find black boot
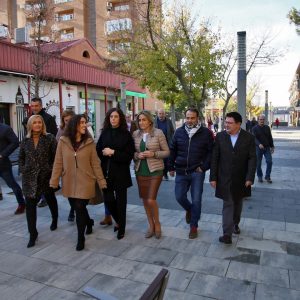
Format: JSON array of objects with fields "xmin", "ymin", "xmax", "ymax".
[
  {"xmin": 50, "ymin": 218, "xmax": 57, "ymax": 231},
  {"xmin": 86, "ymin": 219, "xmax": 94, "ymax": 235},
  {"xmin": 27, "ymin": 232, "xmax": 38, "ymax": 248},
  {"xmin": 76, "ymin": 236, "xmax": 85, "ymax": 251}
]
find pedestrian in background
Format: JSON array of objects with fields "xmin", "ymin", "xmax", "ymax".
[
  {"xmin": 133, "ymin": 111, "xmax": 170, "ymax": 239},
  {"xmin": 23, "ymin": 97, "xmax": 58, "ymax": 208},
  {"xmin": 252, "ymin": 114, "xmax": 275, "ymax": 183},
  {"xmin": 56, "ymin": 110, "xmax": 76, "ymax": 222},
  {"xmin": 275, "ymin": 118, "xmax": 280, "ymax": 129},
  {"xmin": 213, "ymin": 116, "xmax": 219, "ymax": 133},
  {"xmin": 210, "ymin": 112, "xmax": 256, "ymax": 244},
  {"xmin": 154, "ymin": 108, "xmax": 174, "ymax": 180},
  {"xmin": 126, "ymin": 113, "xmax": 138, "ymax": 135},
  {"xmin": 0, "ymin": 122, "xmax": 26, "ymax": 214},
  {"xmin": 169, "ymin": 108, "xmax": 213, "ymax": 239},
  {"xmin": 96, "ymin": 108, "xmax": 135, "ymax": 240},
  {"xmin": 50, "ymin": 114, "xmax": 107, "ymax": 251},
  {"xmin": 19, "ymin": 115, "xmax": 58, "ymax": 248}
]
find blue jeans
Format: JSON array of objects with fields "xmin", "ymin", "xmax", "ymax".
[
  {"xmin": 256, "ymin": 147, "xmax": 272, "ymax": 179},
  {"xmin": 0, "ymin": 166, "xmax": 25, "ymax": 205},
  {"xmin": 175, "ymin": 171, "xmax": 205, "ymax": 228}
]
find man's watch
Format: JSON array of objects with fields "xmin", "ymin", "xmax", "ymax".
[{"xmin": 0, "ymin": 155, "xmax": 2, "ymax": 159}]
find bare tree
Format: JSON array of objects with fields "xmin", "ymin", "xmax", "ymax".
[
  {"xmin": 219, "ymin": 32, "xmax": 283, "ymax": 125},
  {"xmin": 24, "ymin": 0, "xmax": 57, "ymax": 98}
]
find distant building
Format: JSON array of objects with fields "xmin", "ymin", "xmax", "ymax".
[{"xmin": 289, "ymin": 62, "xmax": 300, "ymax": 126}]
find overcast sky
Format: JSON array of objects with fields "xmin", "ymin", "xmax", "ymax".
[{"xmin": 165, "ymin": 0, "xmax": 300, "ymax": 107}]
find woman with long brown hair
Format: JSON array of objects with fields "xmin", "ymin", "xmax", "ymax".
[
  {"xmin": 96, "ymin": 108, "xmax": 134, "ymax": 240},
  {"xmin": 133, "ymin": 111, "xmax": 170, "ymax": 239},
  {"xmin": 50, "ymin": 114, "xmax": 107, "ymax": 251},
  {"xmin": 56, "ymin": 109, "xmax": 75, "ymax": 222}
]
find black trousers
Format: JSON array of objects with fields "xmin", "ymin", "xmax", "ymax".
[
  {"xmin": 104, "ymin": 188, "xmax": 127, "ymax": 235},
  {"xmin": 68, "ymin": 198, "xmax": 90, "ymax": 241},
  {"xmin": 222, "ymin": 194, "xmax": 243, "ymax": 236},
  {"xmin": 26, "ymin": 191, "xmax": 58, "ymax": 236}
]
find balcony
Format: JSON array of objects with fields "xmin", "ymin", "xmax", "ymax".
[
  {"xmin": 54, "ymin": 0, "xmax": 73, "ymax": 4},
  {"xmin": 61, "ymin": 32, "xmax": 74, "ymax": 40}
]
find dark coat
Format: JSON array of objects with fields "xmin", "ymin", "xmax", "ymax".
[
  {"xmin": 22, "ymin": 109, "xmax": 58, "ymax": 136},
  {"xmin": 0, "ymin": 123, "xmax": 19, "ymax": 169},
  {"xmin": 96, "ymin": 128, "xmax": 135, "ymax": 190},
  {"xmin": 154, "ymin": 117, "xmax": 175, "ymax": 145},
  {"xmin": 210, "ymin": 129, "xmax": 256, "ymax": 200},
  {"xmin": 169, "ymin": 124, "xmax": 214, "ymax": 174},
  {"xmin": 19, "ymin": 134, "xmax": 57, "ymax": 198}
]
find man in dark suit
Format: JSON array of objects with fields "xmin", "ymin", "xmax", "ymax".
[
  {"xmin": 210, "ymin": 112, "xmax": 256, "ymax": 244},
  {"xmin": 0, "ymin": 123, "xmax": 26, "ymax": 214}
]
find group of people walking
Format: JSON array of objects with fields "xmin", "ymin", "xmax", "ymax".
[{"xmin": 0, "ymin": 96, "xmax": 275, "ymax": 250}]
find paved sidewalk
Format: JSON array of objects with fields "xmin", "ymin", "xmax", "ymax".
[{"xmin": 0, "ymin": 127, "xmax": 299, "ymax": 299}]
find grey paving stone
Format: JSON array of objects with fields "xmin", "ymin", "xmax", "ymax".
[
  {"xmin": 187, "ymin": 273, "xmax": 255, "ymax": 300},
  {"xmin": 126, "ymin": 262, "xmax": 164, "ymax": 284},
  {"xmin": 169, "ymin": 252, "xmax": 229, "ymax": 276},
  {"xmin": 243, "ymin": 218, "xmax": 285, "ymax": 230},
  {"xmin": 255, "ymin": 283, "xmax": 300, "ymax": 300},
  {"xmin": 264, "ymin": 230, "xmax": 300, "ymax": 243},
  {"xmin": 29, "ymin": 286, "xmax": 90, "ymax": 300},
  {"xmin": 286, "ymin": 242, "xmax": 300, "ymax": 256},
  {"xmin": 239, "ymin": 226, "xmax": 264, "ymax": 239},
  {"xmin": 32, "ymin": 243, "xmax": 93, "ymax": 266},
  {"xmin": 290, "ymin": 270, "xmax": 300, "ymax": 291},
  {"xmin": 237, "ymin": 236, "xmax": 287, "ymax": 254},
  {"xmin": 164, "ymin": 289, "xmax": 209, "ymax": 300},
  {"xmin": 261, "ymin": 251, "xmax": 300, "ymax": 271},
  {"xmin": 227, "ymin": 261, "xmax": 289, "ymax": 288},
  {"xmin": 45, "ymin": 265, "xmax": 96, "ymax": 292},
  {"xmin": 73, "ymin": 252, "xmax": 139, "ymax": 278},
  {"xmin": 80, "ymin": 273, "xmax": 147, "ymax": 300},
  {"xmin": 286, "ymin": 223, "xmax": 300, "ymax": 233},
  {"xmin": 157, "ymin": 236, "xmax": 209, "ymax": 256},
  {"xmin": 121, "ymin": 245, "xmax": 177, "ymax": 266},
  {"xmin": 206, "ymin": 244, "xmax": 261, "ymax": 265},
  {"xmin": 0, "ymin": 271, "xmax": 44, "ymax": 300}
]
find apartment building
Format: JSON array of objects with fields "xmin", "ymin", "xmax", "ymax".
[{"xmin": 0, "ymin": 0, "xmax": 161, "ymax": 58}]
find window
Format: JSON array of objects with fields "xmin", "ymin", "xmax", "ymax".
[
  {"xmin": 114, "ymin": 4, "xmax": 129, "ymax": 11},
  {"xmin": 108, "ymin": 41, "xmax": 130, "ymax": 52},
  {"xmin": 55, "ymin": 14, "xmax": 74, "ymax": 21},
  {"xmin": 106, "ymin": 18, "xmax": 132, "ymax": 34},
  {"xmin": 83, "ymin": 50, "xmax": 90, "ymax": 58},
  {"xmin": 54, "ymin": 0, "xmax": 73, "ymax": 4}
]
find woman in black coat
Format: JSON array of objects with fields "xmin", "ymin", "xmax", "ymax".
[
  {"xmin": 96, "ymin": 108, "xmax": 135, "ymax": 240},
  {"xmin": 19, "ymin": 115, "xmax": 58, "ymax": 248}
]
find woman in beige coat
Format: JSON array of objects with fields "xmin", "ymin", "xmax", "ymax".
[
  {"xmin": 50, "ymin": 114, "xmax": 107, "ymax": 251},
  {"xmin": 133, "ymin": 111, "xmax": 170, "ymax": 239}
]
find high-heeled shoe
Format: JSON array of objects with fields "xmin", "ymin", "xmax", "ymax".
[
  {"xmin": 76, "ymin": 237, "xmax": 85, "ymax": 251},
  {"xmin": 50, "ymin": 219, "xmax": 57, "ymax": 231},
  {"xmin": 117, "ymin": 231, "xmax": 125, "ymax": 240},
  {"xmin": 144, "ymin": 231, "xmax": 155, "ymax": 238},
  {"xmin": 86, "ymin": 219, "xmax": 94, "ymax": 235},
  {"xmin": 27, "ymin": 232, "xmax": 38, "ymax": 248},
  {"xmin": 155, "ymin": 223, "xmax": 162, "ymax": 239}
]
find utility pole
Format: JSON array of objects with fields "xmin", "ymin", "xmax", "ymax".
[
  {"xmin": 120, "ymin": 81, "xmax": 127, "ymax": 114},
  {"xmin": 237, "ymin": 31, "xmax": 247, "ymax": 129},
  {"xmin": 264, "ymin": 90, "xmax": 269, "ymax": 125}
]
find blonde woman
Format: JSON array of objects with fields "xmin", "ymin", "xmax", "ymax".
[
  {"xmin": 133, "ymin": 111, "xmax": 170, "ymax": 239},
  {"xmin": 19, "ymin": 115, "xmax": 58, "ymax": 248}
]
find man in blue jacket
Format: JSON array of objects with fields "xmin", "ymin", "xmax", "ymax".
[
  {"xmin": 169, "ymin": 108, "xmax": 214, "ymax": 239},
  {"xmin": 0, "ymin": 123, "xmax": 25, "ymax": 214}
]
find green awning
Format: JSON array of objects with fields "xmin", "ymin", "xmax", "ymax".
[{"xmin": 126, "ymin": 91, "xmax": 147, "ymax": 98}]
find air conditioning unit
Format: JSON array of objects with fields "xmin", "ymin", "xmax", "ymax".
[
  {"xmin": 106, "ymin": 2, "xmax": 113, "ymax": 12},
  {"xmin": 15, "ymin": 27, "xmax": 30, "ymax": 44}
]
